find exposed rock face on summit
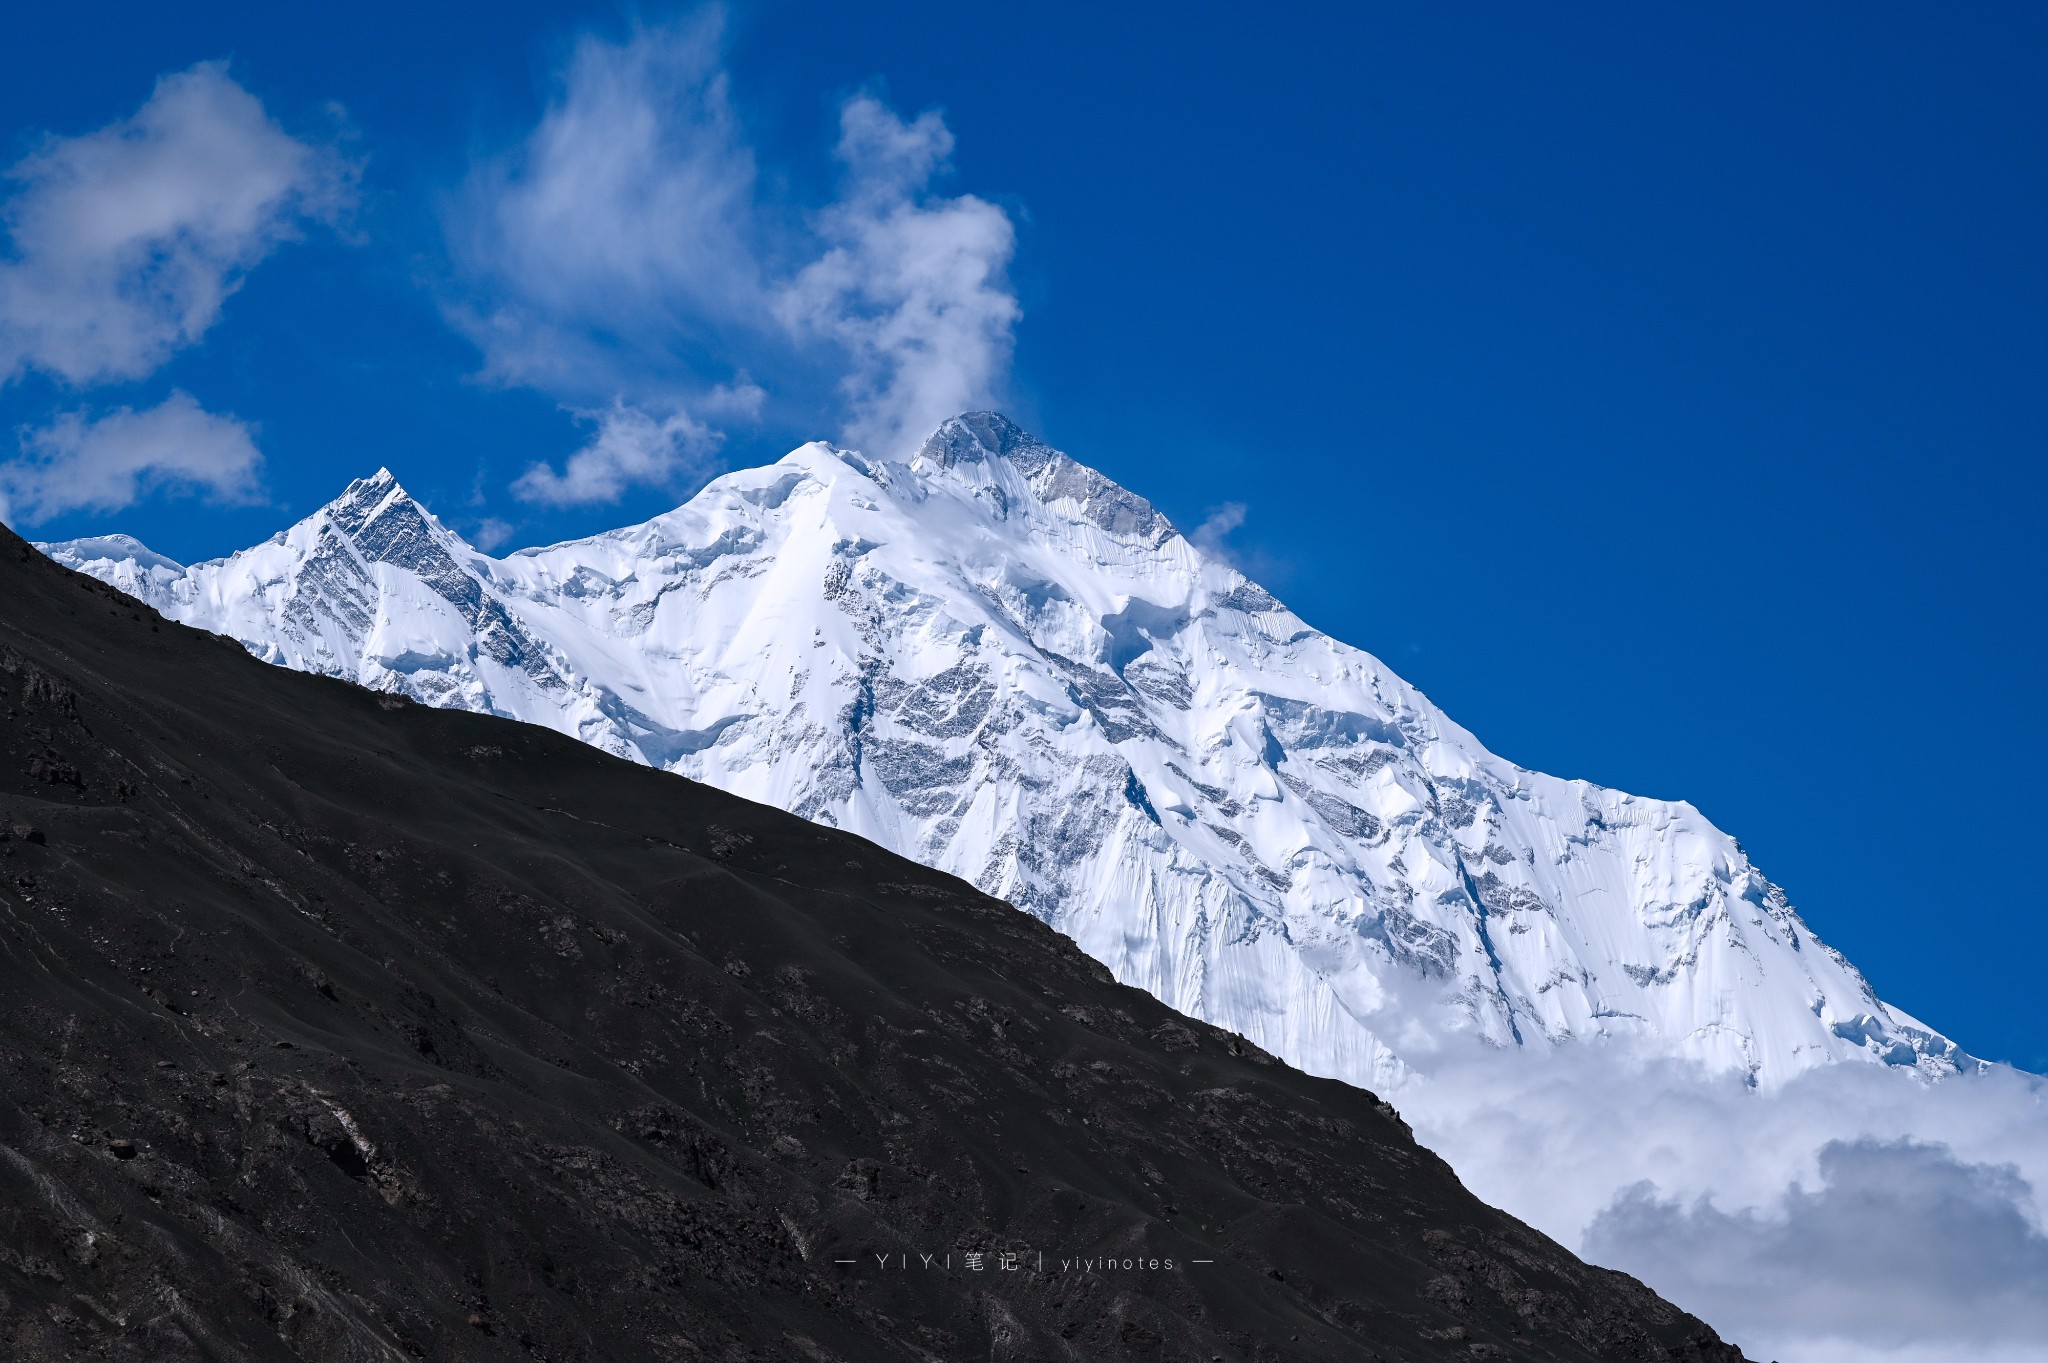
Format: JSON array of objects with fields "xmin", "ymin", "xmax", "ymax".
[
  {"xmin": 0, "ymin": 523, "xmax": 1750, "ymax": 1361},
  {"xmin": 44, "ymin": 414, "xmax": 1962, "ymax": 1092}
]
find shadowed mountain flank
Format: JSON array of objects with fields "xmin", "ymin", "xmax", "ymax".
[{"xmin": 0, "ymin": 524, "xmax": 1746, "ymax": 1361}]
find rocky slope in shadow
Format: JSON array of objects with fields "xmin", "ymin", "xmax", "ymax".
[{"xmin": 0, "ymin": 523, "xmax": 1747, "ymax": 1361}]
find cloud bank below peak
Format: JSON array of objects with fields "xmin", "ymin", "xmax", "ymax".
[
  {"xmin": 1587, "ymin": 1135, "xmax": 2048, "ymax": 1356},
  {"xmin": 448, "ymin": 12, "xmax": 1020, "ymax": 504},
  {"xmin": 1403, "ymin": 1044, "xmax": 2048, "ymax": 1363}
]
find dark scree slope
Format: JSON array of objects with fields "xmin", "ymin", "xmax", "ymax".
[{"xmin": 0, "ymin": 523, "xmax": 1749, "ymax": 1362}]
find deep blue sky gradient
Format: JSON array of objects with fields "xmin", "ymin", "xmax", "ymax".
[{"xmin": 4, "ymin": 3, "xmax": 2043, "ymax": 1067}]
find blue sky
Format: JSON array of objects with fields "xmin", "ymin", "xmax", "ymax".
[{"xmin": 3, "ymin": 3, "xmax": 2043, "ymax": 1068}]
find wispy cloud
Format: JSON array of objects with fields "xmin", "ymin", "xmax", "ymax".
[
  {"xmin": 779, "ymin": 95, "xmax": 1018, "ymax": 460},
  {"xmin": 511, "ymin": 395, "xmax": 751, "ymax": 506},
  {"xmin": 0, "ymin": 62, "xmax": 353, "ymax": 388},
  {"xmin": 448, "ymin": 11, "xmax": 1020, "ymax": 499},
  {"xmin": 1190, "ymin": 501, "xmax": 1248, "ymax": 556},
  {"xmin": 465, "ymin": 517, "xmax": 516, "ymax": 553},
  {"xmin": 449, "ymin": 14, "xmax": 762, "ymax": 406},
  {"xmin": 1, "ymin": 390, "xmax": 263, "ymax": 524}
]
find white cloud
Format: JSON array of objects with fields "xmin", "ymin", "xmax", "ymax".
[
  {"xmin": 511, "ymin": 399, "xmax": 735, "ymax": 506},
  {"xmin": 779, "ymin": 95, "xmax": 1019, "ymax": 460},
  {"xmin": 1586, "ymin": 1137, "xmax": 2048, "ymax": 1352},
  {"xmin": 468, "ymin": 517, "xmax": 516, "ymax": 552},
  {"xmin": 450, "ymin": 13, "xmax": 763, "ymax": 403},
  {"xmin": 0, "ymin": 62, "xmax": 352, "ymax": 387},
  {"xmin": 0, "ymin": 390, "xmax": 263, "ymax": 525},
  {"xmin": 1190, "ymin": 501, "xmax": 1248, "ymax": 555},
  {"xmin": 450, "ymin": 14, "xmax": 1020, "ymax": 498},
  {"xmin": 1393, "ymin": 1044, "xmax": 2048, "ymax": 1363}
]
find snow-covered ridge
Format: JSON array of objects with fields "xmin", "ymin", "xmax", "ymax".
[{"xmin": 41, "ymin": 413, "xmax": 1969, "ymax": 1091}]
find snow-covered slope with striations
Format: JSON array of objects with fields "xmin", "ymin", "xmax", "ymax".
[{"xmin": 43, "ymin": 413, "xmax": 1967, "ymax": 1092}]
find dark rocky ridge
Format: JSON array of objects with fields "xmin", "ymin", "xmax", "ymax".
[{"xmin": 0, "ymin": 522, "xmax": 1746, "ymax": 1362}]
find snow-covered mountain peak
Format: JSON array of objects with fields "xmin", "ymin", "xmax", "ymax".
[
  {"xmin": 913, "ymin": 410, "xmax": 1046, "ymax": 469},
  {"xmin": 41, "ymin": 532, "xmax": 183, "ymax": 574},
  {"xmin": 39, "ymin": 414, "xmax": 1971, "ymax": 1095},
  {"xmin": 327, "ymin": 465, "xmax": 406, "ymax": 515},
  {"xmin": 341, "ymin": 464, "xmax": 402, "ymax": 495},
  {"xmin": 313, "ymin": 467, "xmax": 469, "ymax": 568},
  {"xmin": 905, "ymin": 411, "xmax": 1175, "ymax": 547}
]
